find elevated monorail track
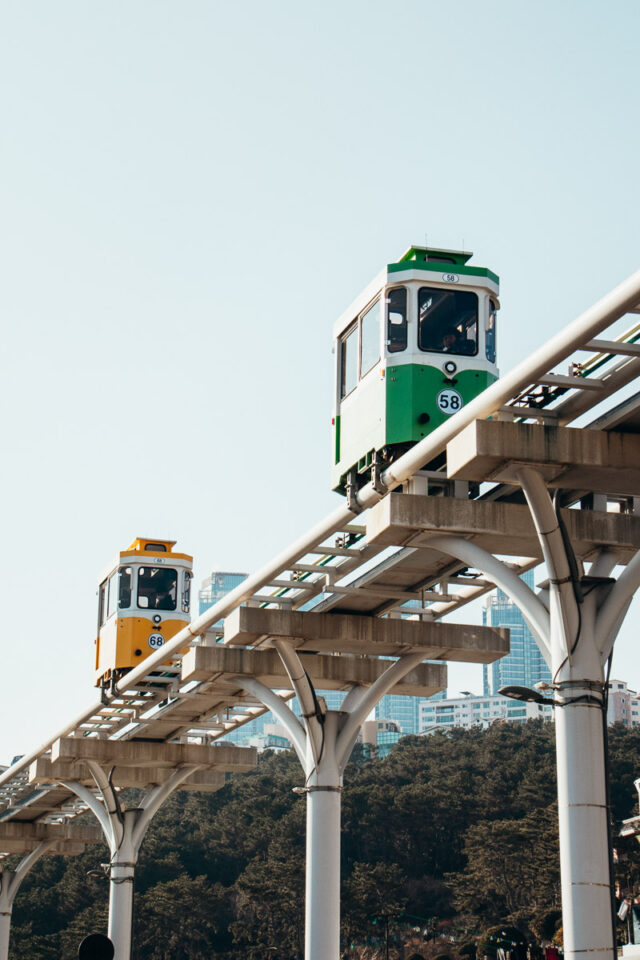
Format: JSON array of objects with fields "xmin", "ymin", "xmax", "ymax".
[{"xmin": 2, "ymin": 265, "xmax": 640, "ymax": 856}]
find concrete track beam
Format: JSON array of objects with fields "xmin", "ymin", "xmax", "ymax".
[
  {"xmin": 49, "ymin": 737, "xmax": 256, "ymax": 772},
  {"xmin": 0, "ymin": 840, "xmax": 90, "ymax": 855},
  {"xmin": 448, "ymin": 419, "xmax": 640, "ymax": 496},
  {"xmin": 0, "ymin": 822, "xmax": 101, "ymax": 851},
  {"xmin": 366, "ymin": 493, "xmax": 640, "ymax": 562},
  {"xmin": 181, "ymin": 643, "xmax": 448, "ymax": 698},
  {"xmin": 29, "ymin": 758, "xmax": 226, "ymax": 792},
  {"xmin": 222, "ymin": 606, "xmax": 509, "ymax": 664}
]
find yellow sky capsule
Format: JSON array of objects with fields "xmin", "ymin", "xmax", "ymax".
[{"xmin": 94, "ymin": 538, "xmax": 193, "ymax": 688}]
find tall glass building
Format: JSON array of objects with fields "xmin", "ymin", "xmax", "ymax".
[
  {"xmin": 199, "ymin": 570, "xmax": 248, "ymax": 626},
  {"xmin": 482, "ymin": 569, "xmax": 551, "ymax": 695},
  {"xmin": 374, "ymin": 694, "xmax": 420, "ymax": 735},
  {"xmin": 198, "ymin": 570, "xmax": 264, "ymax": 743}
]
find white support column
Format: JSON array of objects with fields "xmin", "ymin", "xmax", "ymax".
[
  {"xmin": 517, "ymin": 466, "xmax": 617, "ymax": 960},
  {"xmin": 64, "ymin": 763, "xmax": 199, "ymax": 960},
  {"xmin": 0, "ymin": 841, "xmax": 54, "ymax": 960},
  {"xmin": 304, "ymin": 710, "xmax": 343, "ymax": 960},
  {"xmin": 0, "ymin": 888, "xmax": 10, "ymax": 960},
  {"xmin": 106, "ymin": 808, "xmax": 139, "ymax": 957},
  {"xmin": 553, "ymin": 623, "xmax": 611, "ymax": 960},
  {"xmin": 237, "ymin": 647, "xmax": 427, "ymax": 960}
]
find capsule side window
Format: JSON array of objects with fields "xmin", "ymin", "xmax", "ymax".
[
  {"xmin": 106, "ymin": 571, "xmax": 119, "ymax": 620},
  {"xmin": 98, "ymin": 579, "xmax": 108, "ymax": 629},
  {"xmin": 360, "ymin": 298, "xmax": 380, "ymax": 377},
  {"xmin": 119, "ymin": 566, "xmax": 133, "ymax": 609},
  {"xmin": 98, "ymin": 569, "xmax": 124, "ymax": 626},
  {"xmin": 417, "ymin": 287, "xmax": 478, "ymax": 356},
  {"xmin": 340, "ymin": 323, "xmax": 358, "ymax": 398},
  {"xmin": 386, "ymin": 287, "xmax": 407, "ymax": 353},
  {"xmin": 486, "ymin": 298, "xmax": 497, "ymax": 363}
]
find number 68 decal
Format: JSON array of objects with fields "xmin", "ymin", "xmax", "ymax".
[{"xmin": 436, "ymin": 389, "xmax": 463, "ymax": 415}]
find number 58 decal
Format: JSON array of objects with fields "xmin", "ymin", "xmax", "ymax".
[{"xmin": 436, "ymin": 389, "xmax": 463, "ymax": 415}]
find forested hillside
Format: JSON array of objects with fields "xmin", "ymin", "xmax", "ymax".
[{"xmin": 8, "ymin": 722, "xmax": 640, "ymax": 959}]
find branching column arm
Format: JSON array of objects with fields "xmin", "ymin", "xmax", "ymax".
[
  {"xmin": 335, "ymin": 652, "xmax": 425, "ymax": 772},
  {"xmin": 234, "ymin": 675, "xmax": 307, "ymax": 764},
  {"xmin": 339, "ymin": 685, "xmax": 369, "ymax": 715},
  {"xmin": 2, "ymin": 841, "xmax": 55, "ymax": 909},
  {"xmin": 62, "ymin": 780, "xmax": 115, "ymax": 852},
  {"xmin": 132, "ymin": 765, "xmax": 201, "ymax": 855},
  {"xmin": 597, "ymin": 548, "xmax": 640, "ymax": 659},
  {"xmin": 599, "ymin": 600, "xmax": 632, "ymax": 666},
  {"xmin": 590, "ymin": 550, "xmax": 620, "ymax": 579},
  {"xmin": 86, "ymin": 760, "xmax": 125, "ymax": 851},
  {"xmin": 272, "ymin": 639, "xmax": 323, "ymax": 762},
  {"xmin": 424, "ymin": 534, "xmax": 551, "ymax": 661},
  {"xmin": 516, "ymin": 467, "xmax": 580, "ymax": 662}
]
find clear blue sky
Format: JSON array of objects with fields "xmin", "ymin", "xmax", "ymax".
[{"xmin": 1, "ymin": 1, "xmax": 639, "ymax": 763}]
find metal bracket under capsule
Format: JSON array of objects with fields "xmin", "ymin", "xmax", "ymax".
[
  {"xmin": 371, "ymin": 451, "xmax": 387, "ymax": 498},
  {"xmin": 345, "ymin": 469, "xmax": 363, "ymax": 514}
]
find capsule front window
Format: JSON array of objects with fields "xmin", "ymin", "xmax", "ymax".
[
  {"xmin": 417, "ymin": 288, "xmax": 479, "ymax": 355},
  {"xmin": 137, "ymin": 567, "xmax": 178, "ymax": 611}
]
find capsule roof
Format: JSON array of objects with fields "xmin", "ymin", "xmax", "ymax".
[
  {"xmin": 126, "ymin": 537, "xmax": 176, "ymax": 554},
  {"xmin": 97, "ymin": 537, "xmax": 193, "ymax": 583},
  {"xmin": 398, "ymin": 245, "xmax": 473, "ymax": 266},
  {"xmin": 333, "ymin": 244, "xmax": 499, "ymax": 339},
  {"xmin": 389, "ymin": 245, "xmax": 499, "ymax": 285},
  {"xmin": 120, "ymin": 538, "xmax": 192, "ymax": 563}
]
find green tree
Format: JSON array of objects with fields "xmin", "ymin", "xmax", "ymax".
[
  {"xmin": 343, "ymin": 862, "xmax": 407, "ymax": 946},
  {"xmin": 134, "ymin": 875, "xmax": 223, "ymax": 959},
  {"xmin": 449, "ymin": 806, "xmax": 559, "ymax": 932},
  {"xmin": 230, "ymin": 833, "xmax": 305, "ymax": 958}
]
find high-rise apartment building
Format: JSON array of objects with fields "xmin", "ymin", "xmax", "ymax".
[
  {"xmin": 607, "ymin": 680, "xmax": 640, "ymax": 727},
  {"xmin": 482, "ymin": 570, "xmax": 551, "ymax": 695},
  {"xmin": 418, "ymin": 680, "xmax": 639, "ymax": 735},
  {"xmin": 420, "ymin": 691, "xmax": 553, "ymax": 732}
]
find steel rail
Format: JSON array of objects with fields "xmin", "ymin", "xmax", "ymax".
[{"xmin": 1, "ymin": 265, "xmax": 640, "ymax": 791}]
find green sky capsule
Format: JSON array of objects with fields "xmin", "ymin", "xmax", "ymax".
[{"xmin": 331, "ymin": 245, "xmax": 500, "ymax": 494}]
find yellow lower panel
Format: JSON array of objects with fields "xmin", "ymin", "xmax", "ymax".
[{"xmin": 95, "ymin": 616, "xmax": 189, "ymax": 685}]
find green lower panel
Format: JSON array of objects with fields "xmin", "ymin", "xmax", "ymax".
[
  {"xmin": 386, "ymin": 364, "xmax": 496, "ymax": 443},
  {"xmin": 331, "ymin": 363, "xmax": 496, "ymax": 492}
]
